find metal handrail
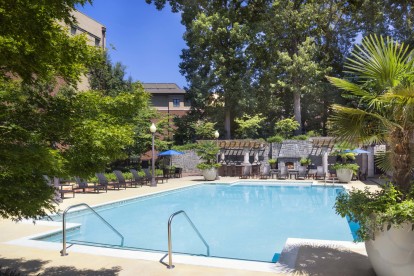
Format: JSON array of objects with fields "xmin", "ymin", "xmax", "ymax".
[
  {"xmin": 61, "ymin": 203, "xmax": 124, "ymax": 256},
  {"xmin": 167, "ymin": 210, "xmax": 210, "ymax": 269}
]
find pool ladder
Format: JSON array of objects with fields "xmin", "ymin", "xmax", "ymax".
[
  {"xmin": 60, "ymin": 203, "xmax": 124, "ymax": 256},
  {"xmin": 166, "ymin": 210, "xmax": 210, "ymax": 269}
]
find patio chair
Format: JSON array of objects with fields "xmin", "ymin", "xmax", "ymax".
[
  {"xmin": 296, "ymin": 166, "xmax": 308, "ymax": 180},
  {"xmin": 95, "ymin": 173, "xmax": 126, "ymax": 190},
  {"xmin": 239, "ymin": 165, "xmax": 251, "ymax": 179},
  {"xmin": 113, "ymin": 170, "xmax": 139, "ymax": 188},
  {"xmin": 174, "ymin": 167, "xmax": 183, "ymax": 178},
  {"xmin": 278, "ymin": 166, "xmax": 288, "ymax": 179},
  {"xmin": 44, "ymin": 176, "xmax": 75, "ymax": 199},
  {"xmin": 315, "ymin": 166, "xmax": 326, "ymax": 180},
  {"xmin": 358, "ymin": 168, "xmax": 367, "ymax": 181},
  {"xmin": 143, "ymin": 168, "xmax": 167, "ymax": 183},
  {"xmin": 260, "ymin": 165, "xmax": 271, "ymax": 179},
  {"xmin": 129, "ymin": 169, "xmax": 148, "ymax": 186},
  {"xmin": 74, "ymin": 176, "xmax": 106, "ymax": 193}
]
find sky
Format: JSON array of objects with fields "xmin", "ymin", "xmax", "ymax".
[{"xmin": 77, "ymin": 0, "xmax": 187, "ymax": 88}]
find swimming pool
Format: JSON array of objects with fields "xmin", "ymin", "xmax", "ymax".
[{"xmin": 36, "ymin": 183, "xmax": 357, "ymax": 263}]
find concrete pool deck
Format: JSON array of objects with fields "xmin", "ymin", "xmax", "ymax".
[{"xmin": 0, "ymin": 176, "xmax": 379, "ymax": 275}]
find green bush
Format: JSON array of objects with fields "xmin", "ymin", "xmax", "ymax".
[
  {"xmin": 335, "ymin": 184, "xmax": 414, "ymax": 241},
  {"xmin": 332, "ymin": 163, "xmax": 359, "ymax": 174},
  {"xmin": 104, "ymin": 172, "xmax": 117, "ymax": 181},
  {"xmin": 268, "ymin": 159, "xmax": 277, "ymax": 165},
  {"xmin": 292, "ymin": 134, "xmax": 309, "ymax": 140},
  {"xmin": 195, "ymin": 141, "xmax": 220, "ymax": 170},
  {"xmin": 267, "ymin": 135, "xmax": 284, "ymax": 143}
]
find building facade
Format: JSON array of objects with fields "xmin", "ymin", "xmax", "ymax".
[
  {"xmin": 69, "ymin": 10, "xmax": 106, "ymax": 91},
  {"xmin": 142, "ymin": 83, "xmax": 190, "ymax": 116}
]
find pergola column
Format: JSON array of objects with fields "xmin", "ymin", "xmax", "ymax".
[
  {"xmin": 321, "ymin": 147, "xmax": 328, "ymax": 174},
  {"xmin": 367, "ymin": 146, "xmax": 375, "ymax": 177}
]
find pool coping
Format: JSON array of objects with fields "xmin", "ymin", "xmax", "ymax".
[{"xmin": 5, "ymin": 180, "xmax": 354, "ymax": 273}]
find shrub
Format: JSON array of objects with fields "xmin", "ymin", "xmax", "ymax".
[
  {"xmin": 267, "ymin": 135, "xmax": 284, "ymax": 143},
  {"xmin": 292, "ymin": 134, "xmax": 308, "ymax": 140}
]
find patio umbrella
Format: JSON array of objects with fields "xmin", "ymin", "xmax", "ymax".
[
  {"xmin": 343, "ymin": 148, "xmax": 370, "ymax": 154},
  {"xmin": 158, "ymin": 150, "xmax": 184, "ymax": 167},
  {"xmin": 158, "ymin": 150, "xmax": 184, "ymax": 156}
]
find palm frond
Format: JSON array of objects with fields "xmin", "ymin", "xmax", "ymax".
[
  {"xmin": 329, "ymin": 105, "xmax": 387, "ymax": 145},
  {"xmin": 326, "ymin": 76, "xmax": 371, "ymax": 98},
  {"xmin": 344, "ymin": 35, "xmax": 413, "ymax": 88}
]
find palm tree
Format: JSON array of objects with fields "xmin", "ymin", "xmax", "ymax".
[{"xmin": 327, "ymin": 35, "xmax": 414, "ymax": 196}]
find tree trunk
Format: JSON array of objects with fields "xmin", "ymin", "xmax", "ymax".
[
  {"xmin": 293, "ymin": 90, "xmax": 302, "ymax": 135},
  {"xmin": 391, "ymin": 128, "xmax": 412, "ymax": 196},
  {"xmin": 225, "ymin": 108, "xmax": 231, "ymax": 139}
]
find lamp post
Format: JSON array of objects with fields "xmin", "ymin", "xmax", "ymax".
[
  {"xmin": 150, "ymin": 123, "xmax": 157, "ymax": 187},
  {"xmin": 214, "ymin": 130, "xmax": 220, "ymax": 180}
]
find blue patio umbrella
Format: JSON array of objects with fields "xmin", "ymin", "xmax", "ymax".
[
  {"xmin": 343, "ymin": 148, "xmax": 370, "ymax": 154},
  {"xmin": 158, "ymin": 150, "xmax": 184, "ymax": 167},
  {"xmin": 158, "ymin": 150, "xmax": 184, "ymax": 156}
]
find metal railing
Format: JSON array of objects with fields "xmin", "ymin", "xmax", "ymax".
[
  {"xmin": 167, "ymin": 210, "xmax": 210, "ymax": 269},
  {"xmin": 60, "ymin": 203, "xmax": 124, "ymax": 256}
]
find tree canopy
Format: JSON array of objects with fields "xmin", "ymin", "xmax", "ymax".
[
  {"xmin": 146, "ymin": 0, "xmax": 414, "ymax": 138},
  {"xmin": 0, "ymin": 0, "xmax": 153, "ymax": 220}
]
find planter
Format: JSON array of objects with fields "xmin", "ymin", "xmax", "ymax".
[
  {"xmin": 336, "ymin": 168, "xmax": 353, "ymax": 183},
  {"xmin": 365, "ymin": 223, "xmax": 414, "ymax": 276},
  {"xmin": 202, "ymin": 168, "xmax": 217, "ymax": 181}
]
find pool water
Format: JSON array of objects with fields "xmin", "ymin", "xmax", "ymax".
[{"xmin": 37, "ymin": 183, "xmax": 357, "ymax": 262}]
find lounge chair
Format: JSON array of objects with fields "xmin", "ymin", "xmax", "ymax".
[
  {"xmin": 95, "ymin": 173, "xmax": 126, "ymax": 190},
  {"xmin": 74, "ymin": 176, "xmax": 106, "ymax": 193},
  {"xmin": 239, "ymin": 165, "xmax": 251, "ymax": 179},
  {"xmin": 296, "ymin": 166, "xmax": 308, "ymax": 180},
  {"xmin": 129, "ymin": 169, "xmax": 148, "ymax": 186},
  {"xmin": 278, "ymin": 166, "xmax": 288, "ymax": 179},
  {"xmin": 143, "ymin": 168, "xmax": 167, "ymax": 183},
  {"xmin": 260, "ymin": 165, "xmax": 271, "ymax": 179},
  {"xmin": 113, "ymin": 170, "xmax": 139, "ymax": 188},
  {"xmin": 43, "ymin": 175, "xmax": 75, "ymax": 199},
  {"xmin": 315, "ymin": 166, "xmax": 326, "ymax": 180}
]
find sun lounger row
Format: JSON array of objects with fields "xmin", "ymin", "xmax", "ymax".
[{"xmin": 43, "ymin": 169, "xmax": 168, "ymax": 199}]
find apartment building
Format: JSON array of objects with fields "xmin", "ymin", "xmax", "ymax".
[
  {"xmin": 69, "ymin": 10, "xmax": 106, "ymax": 91},
  {"xmin": 142, "ymin": 83, "xmax": 190, "ymax": 116}
]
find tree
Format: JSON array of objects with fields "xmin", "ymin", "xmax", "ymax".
[
  {"xmin": 275, "ymin": 38, "xmax": 331, "ymax": 134},
  {"xmin": 88, "ymin": 51, "xmax": 133, "ymax": 96},
  {"xmin": 274, "ymin": 117, "xmax": 300, "ymax": 139},
  {"xmin": 327, "ymin": 35, "xmax": 414, "ymax": 195},
  {"xmin": 234, "ymin": 113, "xmax": 265, "ymax": 139},
  {"xmin": 0, "ymin": 0, "xmax": 99, "ymax": 84},
  {"xmin": 146, "ymin": 0, "xmax": 414, "ymax": 138},
  {"xmin": 0, "ymin": 0, "xmax": 152, "ymax": 220},
  {"xmin": 147, "ymin": 0, "xmax": 270, "ymax": 139},
  {"xmin": 193, "ymin": 120, "xmax": 217, "ymax": 140}
]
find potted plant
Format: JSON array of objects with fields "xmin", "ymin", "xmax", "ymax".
[
  {"xmin": 268, "ymin": 158, "xmax": 277, "ymax": 169},
  {"xmin": 195, "ymin": 141, "xmax": 221, "ymax": 181},
  {"xmin": 327, "ymin": 35, "xmax": 414, "ymax": 276},
  {"xmin": 299, "ymin": 157, "xmax": 311, "ymax": 167},
  {"xmin": 332, "ymin": 163, "xmax": 359, "ymax": 183},
  {"xmin": 330, "ymin": 150, "xmax": 358, "ymax": 183}
]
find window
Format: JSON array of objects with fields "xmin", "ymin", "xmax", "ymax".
[
  {"xmin": 70, "ymin": 26, "xmax": 77, "ymax": 35},
  {"xmin": 95, "ymin": 38, "xmax": 100, "ymax": 47},
  {"xmin": 172, "ymin": 99, "xmax": 180, "ymax": 107}
]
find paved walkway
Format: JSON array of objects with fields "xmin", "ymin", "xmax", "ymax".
[{"xmin": 0, "ymin": 176, "xmax": 378, "ymax": 275}]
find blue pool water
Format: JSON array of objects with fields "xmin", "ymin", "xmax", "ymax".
[{"xmin": 37, "ymin": 183, "xmax": 357, "ymax": 262}]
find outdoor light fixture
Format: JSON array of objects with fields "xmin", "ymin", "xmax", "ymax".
[
  {"xmin": 214, "ymin": 130, "xmax": 219, "ymax": 139},
  {"xmin": 150, "ymin": 123, "xmax": 157, "ymax": 187}
]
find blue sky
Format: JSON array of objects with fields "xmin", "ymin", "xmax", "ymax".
[{"xmin": 77, "ymin": 1, "xmax": 187, "ymax": 88}]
